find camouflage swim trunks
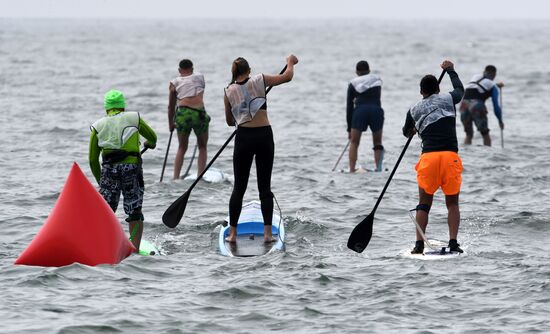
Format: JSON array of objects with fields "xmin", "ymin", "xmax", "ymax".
[
  {"xmin": 460, "ymin": 99, "xmax": 489, "ymax": 136},
  {"xmin": 175, "ymin": 106, "xmax": 210, "ymax": 136}
]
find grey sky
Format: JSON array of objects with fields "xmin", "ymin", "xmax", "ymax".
[{"xmin": 0, "ymin": 0, "xmax": 548, "ymax": 19}]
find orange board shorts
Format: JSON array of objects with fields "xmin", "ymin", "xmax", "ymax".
[{"xmin": 415, "ymin": 151, "xmax": 463, "ymax": 195}]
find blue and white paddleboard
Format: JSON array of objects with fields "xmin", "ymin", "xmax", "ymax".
[
  {"xmin": 184, "ymin": 168, "xmax": 228, "ymax": 183},
  {"xmin": 402, "ymin": 239, "xmax": 464, "ymax": 260},
  {"xmin": 219, "ymin": 201, "xmax": 285, "ymax": 257}
]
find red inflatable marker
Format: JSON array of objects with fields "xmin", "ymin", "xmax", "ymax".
[{"xmin": 15, "ymin": 163, "xmax": 135, "ymax": 267}]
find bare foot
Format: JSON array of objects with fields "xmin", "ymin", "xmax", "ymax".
[
  {"xmin": 351, "ymin": 167, "xmax": 368, "ymax": 174},
  {"xmin": 264, "ymin": 225, "xmax": 276, "ymax": 243},
  {"xmin": 225, "ymin": 226, "xmax": 237, "ymax": 243},
  {"xmin": 264, "ymin": 236, "xmax": 276, "ymax": 243}
]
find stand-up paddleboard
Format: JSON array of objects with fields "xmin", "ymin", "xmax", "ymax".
[
  {"xmin": 219, "ymin": 201, "xmax": 285, "ymax": 257},
  {"xmin": 184, "ymin": 168, "xmax": 227, "ymax": 183},
  {"xmin": 338, "ymin": 166, "xmax": 389, "ymax": 173},
  {"xmin": 138, "ymin": 240, "xmax": 159, "ymax": 256},
  {"xmin": 402, "ymin": 239, "xmax": 464, "ymax": 260}
]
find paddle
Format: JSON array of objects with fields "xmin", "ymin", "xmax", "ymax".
[
  {"xmin": 347, "ymin": 69, "xmax": 446, "ymax": 253},
  {"xmin": 500, "ymin": 87, "xmax": 504, "ymax": 148},
  {"xmin": 162, "ymin": 64, "xmax": 288, "ymax": 228},
  {"xmin": 159, "ymin": 130, "xmax": 173, "ymax": 182},
  {"xmin": 182, "ymin": 144, "xmax": 197, "ymax": 179},
  {"xmin": 331, "ymin": 141, "xmax": 350, "ymax": 172}
]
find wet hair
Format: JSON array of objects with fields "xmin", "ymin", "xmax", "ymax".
[
  {"xmin": 230, "ymin": 57, "xmax": 251, "ymax": 84},
  {"xmin": 484, "ymin": 65, "xmax": 497, "ymax": 74},
  {"xmin": 420, "ymin": 74, "xmax": 439, "ymax": 96},
  {"xmin": 356, "ymin": 60, "xmax": 370, "ymax": 74},
  {"xmin": 485, "ymin": 65, "xmax": 497, "ymax": 73},
  {"xmin": 179, "ymin": 59, "xmax": 193, "ymax": 70}
]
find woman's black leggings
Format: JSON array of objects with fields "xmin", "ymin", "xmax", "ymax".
[{"xmin": 229, "ymin": 126, "xmax": 274, "ymax": 227}]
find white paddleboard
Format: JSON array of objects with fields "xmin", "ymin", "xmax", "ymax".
[
  {"xmin": 219, "ymin": 201, "xmax": 285, "ymax": 257},
  {"xmin": 338, "ymin": 166, "xmax": 388, "ymax": 173},
  {"xmin": 402, "ymin": 240, "xmax": 465, "ymax": 260},
  {"xmin": 138, "ymin": 239, "xmax": 159, "ymax": 256},
  {"xmin": 183, "ymin": 168, "xmax": 227, "ymax": 183}
]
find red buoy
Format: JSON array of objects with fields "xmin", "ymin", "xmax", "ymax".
[{"xmin": 15, "ymin": 162, "xmax": 135, "ymax": 267}]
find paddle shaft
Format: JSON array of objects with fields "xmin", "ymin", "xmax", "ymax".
[
  {"xmin": 159, "ymin": 130, "xmax": 174, "ymax": 182},
  {"xmin": 370, "ymin": 70, "xmax": 446, "ymax": 215},
  {"xmin": 331, "ymin": 141, "xmax": 350, "ymax": 172},
  {"xmin": 182, "ymin": 143, "xmax": 198, "ymax": 179},
  {"xmin": 182, "ymin": 64, "xmax": 288, "ymax": 195},
  {"xmin": 500, "ymin": 87, "xmax": 504, "ymax": 148}
]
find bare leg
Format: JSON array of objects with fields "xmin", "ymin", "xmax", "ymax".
[
  {"xmin": 196, "ymin": 131, "xmax": 208, "ymax": 175},
  {"xmin": 372, "ymin": 129, "xmax": 383, "ymax": 171},
  {"xmin": 128, "ymin": 220, "xmax": 143, "ymax": 252},
  {"xmin": 173, "ymin": 132, "xmax": 189, "ymax": 179},
  {"xmin": 349, "ymin": 129, "xmax": 362, "ymax": 172},
  {"xmin": 445, "ymin": 194, "xmax": 460, "ymax": 240},
  {"xmin": 416, "ymin": 188, "xmax": 434, "ymax": 241},
  {"xmin": 464, "ymin": 134, "xmax": 473, "ymax": 145},
  {"xmin": 482, "ymin": 133, "xmax": 492, "ymax": 146}
]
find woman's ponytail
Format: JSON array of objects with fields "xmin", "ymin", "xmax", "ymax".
[{"xmin": 229, "ymin": 57, "xmax": 250, "ymax": 85}]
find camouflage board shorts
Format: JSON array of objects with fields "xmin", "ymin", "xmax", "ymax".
[
  {"xmin": 175, "ymin": 106, "xmax": 210, "ymax": 136},
  {"xmin": 460, "ymin": 99, "xmax": 489, "ymax": 135},
  {"xmin": 99, "ymin": 163, "xmax": 144, "ymax": 217}
]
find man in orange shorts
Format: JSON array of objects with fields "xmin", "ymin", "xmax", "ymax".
[{"xmin": 402, "ymin": 60, "xmax": 465, "ymax": 254}]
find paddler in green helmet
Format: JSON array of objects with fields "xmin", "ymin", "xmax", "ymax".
[{"xmin": 89, "ymin": 89, "xmax": 157, "ymax": 252}]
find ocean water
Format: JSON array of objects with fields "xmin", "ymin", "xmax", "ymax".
[{"xmin": 1, "ymin": 18, "xmax": 550, "ymax": 333}]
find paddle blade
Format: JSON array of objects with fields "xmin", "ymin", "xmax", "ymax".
[
  {"xmin": 162, "ymin": 190, "xmax": 190, "ymax": 228},
  {"xmin": 347, "ymin": 213, "xmax": 374, "ymax": 253}
]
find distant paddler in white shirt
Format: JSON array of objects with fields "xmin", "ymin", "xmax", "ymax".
[
  {"xmin": 459, "ymin": 65, "xmax": 504, "ymax": 146},
  {"xmin": 346, "ymin": 60, "xmax": 385, "ymax": 173},
  {"xmin": 168, "ymin": 59, "xmax": 210, "ymax": 179}
]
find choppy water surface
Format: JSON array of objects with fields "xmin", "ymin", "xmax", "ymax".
[{"xmin": 1, "ymin": 19, "xmax": 549, "ymax": 333}]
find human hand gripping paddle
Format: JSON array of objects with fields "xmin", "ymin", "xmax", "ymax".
[
  {"xmin": 347, "ymin": 69, "xmax": 446, "ymax": 253},
  {"xmin": 162, "ymin": 64, "xmax": 288, "ymax": 228}
]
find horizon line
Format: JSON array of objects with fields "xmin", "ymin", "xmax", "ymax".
[{"xmin": 1, "ymin": 16, "xmax": 549, "ymax": 21}]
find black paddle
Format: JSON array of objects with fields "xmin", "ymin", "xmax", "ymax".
[
  {"xmin": 162, "ymin": 64, "xmax": 288, "ymax": 228},
  {"xmin": 159, "ymin": 130, "xmax": 173, "ymax": 182},
  {"xmin": 347, "ymin": 69, "xmax": 446, "ymax": 253},
  {"xmin": 500, "ymin": 87, "xmax": 504, "ymax": 149},
  {"xmin": 182, "ymin": 144, "xmax": 197, "ymax": 179}
]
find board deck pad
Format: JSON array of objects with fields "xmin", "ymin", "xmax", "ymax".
[
  {"xmin": 219, "ymin": 201, "xmax": 285, "ymax": 257},
  {"xmin": 224, "ymin": 234, "xmax": 279, "ymax": 257}
]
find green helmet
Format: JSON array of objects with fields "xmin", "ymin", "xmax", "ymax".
[{"xmin": 104, "ymin": 89, "xmax": 126, "ymax": 110}]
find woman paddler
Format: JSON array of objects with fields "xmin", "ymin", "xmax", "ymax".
[{"xmin": 223, "ymin": 55, "xmax": 298, "ymax": 243}]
